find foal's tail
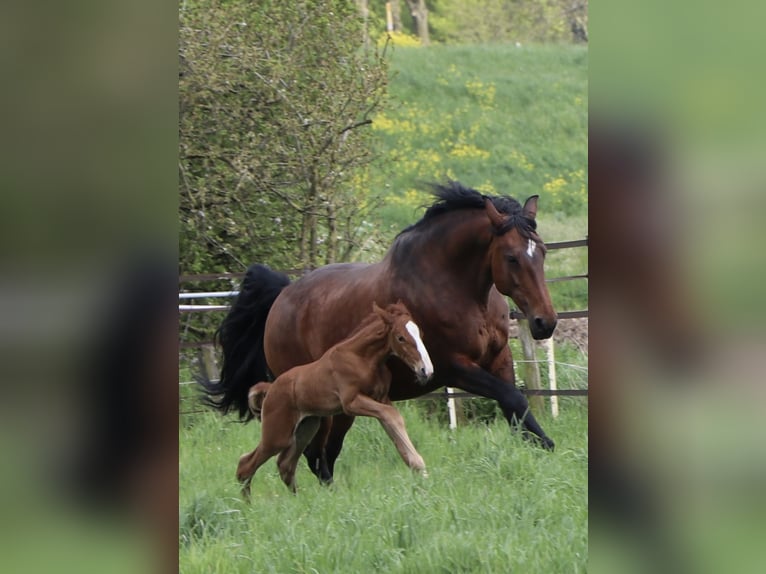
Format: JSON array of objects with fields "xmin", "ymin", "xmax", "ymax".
[{"xmin": 199, "ymin": 264, "xmax": 290, "ymax": 421}]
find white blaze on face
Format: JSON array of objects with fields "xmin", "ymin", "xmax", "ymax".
[
  {"xmin": 405, "ymin": 320, "xmax": 434, "ymax": 377},
  {"xmin": 527, "ymin": 238, "xmax": 537, "ymax": 258}
]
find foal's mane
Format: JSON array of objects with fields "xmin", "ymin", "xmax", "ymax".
[
  {"xmin": 346, "ymin": 303, "xmax": 409, "ymax": 341},
  {"xmin": 397, "ymin": 181, "xmax": 537, "ymax": 238},
  {"xmin": 347, "ymin": 311, "xmax": 386, "ymax": 338}
]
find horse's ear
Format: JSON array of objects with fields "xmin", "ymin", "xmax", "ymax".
[
  {"xmin": 485, "ymin": 198, "xmax": 507, "ymax": 230},
  {"xmin": 522, "ymin": 195, "xmax": 539, "ymax": 220}
]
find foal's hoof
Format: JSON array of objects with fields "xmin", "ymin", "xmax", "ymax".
[{"xmin": 541, "ymin": 437, "xmax": 555, "ymax": 451}]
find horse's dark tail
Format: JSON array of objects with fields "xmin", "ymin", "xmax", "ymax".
[{"xmin": 199, "ymin": 264, "xmax": 290, "ymax": 421}]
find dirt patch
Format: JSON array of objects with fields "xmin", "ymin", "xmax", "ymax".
[{"xmin": 509, "ymin": 317, "xmax": 588, "ymax": 355}]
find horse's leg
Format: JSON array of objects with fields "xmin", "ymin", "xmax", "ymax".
[
  {"xmin": 343, "ymin": 394, "xmax": 426, "ymax": 473},
  {"xmin": 488, "ymin": 348, "xmax": 526, "ymax": 432},
  {"xmin": 303, "ymin": 417, "xmax": 333, "ymax": 484},
  {"xmin": 450, "ymin": 356, "xmax": 555, "ymax": 450},
  {"xmin": 489, "ymin": 346, "xmax": 553, "ymax": 445},
  {"xmin": 278, "ymin": 416, "xmax": 321, "ymax": 493}
]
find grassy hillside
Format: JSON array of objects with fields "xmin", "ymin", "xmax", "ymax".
[{"xmin": 369, "ymin": 43, "xmax": 587, "ymax": 229}]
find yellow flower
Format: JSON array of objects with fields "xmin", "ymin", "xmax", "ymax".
[
  {"xmin": 377, "ymin": 31, "xmax": 421, "ymax": 48},
  {"xmin": 465, "ymin": 80, "xmax": 496, "ymax": 110},
  {"xmin": 543, "ymin": 177, "xmax": 568, "ymax": 194},
  {"xmin": 449, "ymin": 143, "xmax": 490, "ymax": 159},
  {"xmin": 372, "ymin": 113, "xmax": 415, "ymax": 134},
  {"xmin": 508, "ymin": 150, "xmax": 534, "ymax": 172}
]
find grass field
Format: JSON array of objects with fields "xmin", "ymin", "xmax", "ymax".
[{"xmin": 180, "ymin": 398, "xmax": 587, "ymax": 573}]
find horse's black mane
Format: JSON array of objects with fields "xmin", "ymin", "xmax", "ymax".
[{"xmin": 399, "ymin": 181, "xmax": 537, "ymax": 237}]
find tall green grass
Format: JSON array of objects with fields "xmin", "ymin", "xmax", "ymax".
[{"xmin": 180, "ymin": 401, "xmax": 587, "ymax": 573}]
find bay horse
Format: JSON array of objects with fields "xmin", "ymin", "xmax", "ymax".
[
  {"xmin": 236, "ymin": 301, "xmax": 433, "ymax": 495},
  {"xmin": 202, "ymin": 182, "xmax": 558, "ymax": 483}
]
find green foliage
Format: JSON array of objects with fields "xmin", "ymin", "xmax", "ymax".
[
  {"xmin": 180, "ymin": 400, "xmax": 587, "ymax": 572},
  {"xmin": 179, "ymin": 0, "xmax": 389, "ymax": 274}
]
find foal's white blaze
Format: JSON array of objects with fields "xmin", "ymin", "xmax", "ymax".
[
  {"xmin": 405, "ymin": 321, "xmax": 434, "ymax": 377},
  {"xmin": 527, "ymin": 238, "xmax": 537, "ymax": 258}
]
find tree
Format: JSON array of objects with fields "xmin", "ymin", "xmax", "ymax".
[
  {"xmin": 404, "ymin": 0, "xmax": 430, "ymax": 45},
  {"xmin": 179, "ymin": 0, "xmax": 389, "ymax": 274},
  {"xmin": 390, "ymin": 0, "xmax": 403, "ymax": 32}
]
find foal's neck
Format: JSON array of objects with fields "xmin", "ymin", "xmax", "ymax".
[{"xmin": 340, "ymin": 316, "xmax": 392, "ymax": 367}]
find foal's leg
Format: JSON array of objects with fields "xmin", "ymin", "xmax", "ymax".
[
  {"xmin": 238, "ymin": 387, "xmax": 299, "ymax": 498},
  {"xmin": 236, "ymin": 444, "xmax": 281, "ymax": 500},
  {"xmin": 277, "ymin": 416, "xmax": 321, "ymax": 493},
  {"xmin": 343, "ymin": 394, "xmax": 426, "ymax": 473}
]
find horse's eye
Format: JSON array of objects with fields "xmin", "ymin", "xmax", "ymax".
[
  {"xmin": 506, "ymin": 255, "xmax": 518, "ymax": 264},
  {"xmin": 397, "ymin": 335, "xmax": 405, "ymax": 342}
]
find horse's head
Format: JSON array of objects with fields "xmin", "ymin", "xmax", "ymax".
[
  {"xmin": 485, "ymin": 196, "xmax": 558, "ymax": 339},
  {"xmin": 373, "ymin": 301, "xmax": 434, "ymax": 384}
]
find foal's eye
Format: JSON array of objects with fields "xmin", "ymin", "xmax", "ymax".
[
  {"xmin": 506, "ymin": 255, "xmax": 518, "ymax": 264},
  {"xmin": 397, "ymin": 335, "xmax": 405, "ymax": 342}
]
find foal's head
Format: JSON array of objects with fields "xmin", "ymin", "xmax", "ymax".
[{"xmin": 373, "ymin": 301, "xmax": 434, "ymax": 384}]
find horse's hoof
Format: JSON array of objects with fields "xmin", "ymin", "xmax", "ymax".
[{"xmin": 542, "ymin": 437, "xmax": 555, "ymax": 451}]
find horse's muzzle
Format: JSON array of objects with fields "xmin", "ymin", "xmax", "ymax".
[{"xmin": 530, "ymin": 315, "xmax": 558, "ymax": 340}]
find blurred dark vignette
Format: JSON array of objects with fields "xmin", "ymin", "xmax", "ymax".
[
  {"xmin": 0, "ymin": 1, "xmax": 178, "ymax": 573},
  {"xmin": 590, "ymin": 1, "xmax": 766, "ymax": 572}
]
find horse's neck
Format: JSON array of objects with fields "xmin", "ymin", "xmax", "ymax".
[
  {"xmin": 338, "ymin": 318, "xmax": 391, "ymax": 367},
  {"xmin": 389, "ymin": 212, "xmax": 494, "ymax": 303}
]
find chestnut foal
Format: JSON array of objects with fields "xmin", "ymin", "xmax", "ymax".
[{"xmin": 236, "ymin": 301, "xmax": 434, "ymax": 495}]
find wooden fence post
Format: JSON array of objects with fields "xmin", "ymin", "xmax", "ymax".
[
  {"xmin": 544, "ymin": 337, "xmax": 559, "ymax": 418},
  {"xmin": 446, "ymin": 387, "xmax": 458, "ymax": 429},
  {"xmin": 198, "ymin": 344, "xmax": 220, "ymax": 382},
  {"xmin": 518, "ymin": 318, "xmax": 544, "ymax": 416}
]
